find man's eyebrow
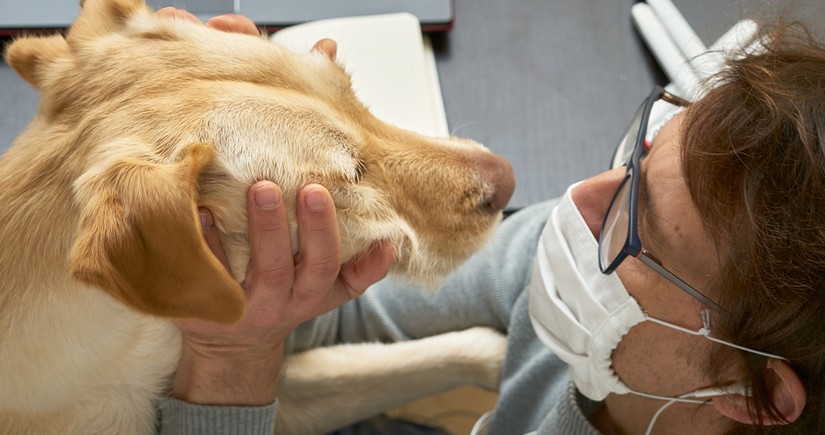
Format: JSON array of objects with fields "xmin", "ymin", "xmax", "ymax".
[{"xmin": 639, "ymin": 165, "xmax": 663, "ymax": 246}]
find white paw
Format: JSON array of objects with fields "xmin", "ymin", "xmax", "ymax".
[{"xmin": 444, "ymin": 326, "xmax": 507, "ymax": 391}]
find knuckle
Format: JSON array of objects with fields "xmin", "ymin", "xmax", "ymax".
[
  {"xmin": 291, "ymin": 290, "xmax": 326, "ymax": 312},
  {"xmin": 288, "ymin": 287, "xmax": 329, "ymax": 318},
  {"xmin": 257, "ymin": 262, "xmax": 293, "ymax": 288},
  {"xmin": 304, "ymin": 252, "xmax": 341, "ymax": 277},
  {"xmin": 305, "ymin": 221, "xmax": 335, "ymax": 239},
  {"xmin": 256, "ymin": 211, "xmax": 285, "ymax": 233}
]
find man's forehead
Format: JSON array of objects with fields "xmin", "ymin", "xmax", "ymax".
[{"xmin": 642, "ymin": 112, "xmax": 719, "ymax": 284}]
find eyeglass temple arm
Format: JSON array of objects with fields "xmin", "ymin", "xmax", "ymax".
[
  {"xmin": 661, "ymin": 91, "xmax": 691, "ymax": 107},
  {"xmin": 637, "ymin": 250, "xmax": 726, "ymax": 313}
]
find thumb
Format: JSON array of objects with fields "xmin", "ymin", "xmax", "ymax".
[{"xmin": 337, "ymin": 241, "xmax": 395, "ymax": 300}]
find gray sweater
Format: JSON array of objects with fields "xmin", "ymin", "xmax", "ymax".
[{"xmin": 158, "ymin": 199, "xmax": 603, "ymax": 435}]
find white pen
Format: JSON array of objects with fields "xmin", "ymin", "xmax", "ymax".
[
  {"xmin": 646, "ymin": 20, "xmax": 761, "ymax": 133},
  {"xmin": 695, "ymin": 18, "xmax": 760, "ymax": 86},
  {"xmin": 647, "ymin": 0, "xmax": 707, "ymax": 64},
  {"xmin": 709, "ymin": 18, "xmax": 759, "ymax": 52},
  {"xmin": 631, "ymin": 3, "xmax": 702, "ymax": 97}
]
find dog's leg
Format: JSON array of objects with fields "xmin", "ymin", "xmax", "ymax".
[{"xmin": 274, "ymin": 326, "xmax": 506, "ymax": 435}]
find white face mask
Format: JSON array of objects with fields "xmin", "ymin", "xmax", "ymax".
[
  {"xmin": 529, "ymin": 183, "xmax": 643, "ymax": 400},
  {"xmin": 528, "ymin": 184, "xmax": 785, "ymax": 431}
]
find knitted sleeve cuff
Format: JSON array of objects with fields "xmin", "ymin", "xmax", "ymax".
[{"xmin": 157, "ymin": 397, "xmax": 277, "ymax": 435}]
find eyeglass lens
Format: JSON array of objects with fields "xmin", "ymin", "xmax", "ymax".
[
  {"xmin": 600, "ymin": 168, "xmax": 633, "ymax": 270},
  {"xmin": 610, "ymin": 100, "xmax": 647, "ymax": 170},
  {"xmin": 601, "ymin": 96, "xmax": 649, "ymax": 271}
]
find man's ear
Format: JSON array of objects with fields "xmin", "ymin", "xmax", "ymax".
[
  {"xmin": 69, "ymin": 142, "xmax": 246, "ymax": 324},
  {"xmin": 713, "ymin": 359, "xmax": 807, "ymax": 425}
]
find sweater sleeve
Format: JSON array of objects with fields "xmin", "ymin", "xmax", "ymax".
[
  {"xmin": 156, "ymin": 397, "xmax": 277, "ymax": 435},
  {"xmin": 289, "ymin": 199, "xmax": 556, "ymax": 352}
]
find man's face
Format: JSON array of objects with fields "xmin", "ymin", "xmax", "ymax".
[{"xmin": 570, "ymin": 111, "xmax": 736, "ymax": 432}]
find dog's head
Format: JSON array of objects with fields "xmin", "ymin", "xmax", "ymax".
[{"xmin": 4, "ymin": 0, "xmax": 514, "ymax": 324}]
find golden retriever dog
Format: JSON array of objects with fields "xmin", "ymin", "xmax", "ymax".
[{"xmin": 0, "ymin": 0, "xmax": 514, "ymax": 433}]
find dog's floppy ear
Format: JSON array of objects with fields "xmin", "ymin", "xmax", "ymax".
[
  {"xmin": 69, "ymin": 142, "xmax": 246, "ymax": 324},
  {"xmin": 68, "ymin": 0, "xmax": 148, "ymax": 46},
  {"xmin": 4, "ymin": 35, "xmax": 69, "ymax": 89}
]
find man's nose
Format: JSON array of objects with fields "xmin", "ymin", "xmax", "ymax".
[{"xmin": 570, "ymin": 167, "xmax": 627, "ymax": 240}]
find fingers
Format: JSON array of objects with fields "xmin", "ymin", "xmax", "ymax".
[
  {"xmin": 240, "ymin": 182, "xmax": 390, "ymax": 320},
  {"xmin": 291, "ymin": 186, "xmax": 394, "ymax": 312},
  {"xmin": 246, "ymin": 181, "xmax": 294, "ymax": 303},
  {"xmin": 198, "ymin": 208, "xmax": 231, "ymax": 269},
  {"xmin": 156, "ymin": 7, "xmax": 201, "ymax": 24},
  {"xmin": 338, "ymin": 241, "xmax": 395, "ymax": 299},
  {"xmin": 156, "ymin": 7, "xmax": 261, "ymax": 36},
  {"xmin": 206, "ymin": 14, "xmax": 261, "ymax": 36},
  {"xmin": 292, "ymin": 185, "xmax": 342, "ymax": 303},
  {"xmin": 311, "ymin": 38, "xmax": 338, "ymax": 60}
]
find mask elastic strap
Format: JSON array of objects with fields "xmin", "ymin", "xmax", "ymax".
[
  {"xmin": 631, "ymin": 390, "xmax": 706, "ymax": 404},
  {"xmin": 645, "ymin": 399, "xmax": 679, "ymax": 435},
  {"xmin": 637, "ymin": 311, "xmax": 768, "ymax": 435},
  {"xmin": 632, "ymin": 387, "xmax": 721, "ymax": 435},
  {"xmin": 641, "ymin": 383, "xmax": 751, "ymax": 435},
  {"xmin": 644, "ymin": 312, "xmax": 789, "ymax": 361}
]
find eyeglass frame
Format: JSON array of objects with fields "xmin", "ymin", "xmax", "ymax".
[{"xmin": 598, "ymin": 86, "xmax": 725, "ymax": 313}]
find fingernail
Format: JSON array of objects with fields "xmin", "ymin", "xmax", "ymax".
[
  {"xmin": 304, "ymin": 187, "xmax": 328, "ymax": 212},
  {"xmin": 255, "ymin": 185, "xmax": 280, "ymax": 210},
  {"xmin": 199, "ymin": 210, "xmax": 214, "ymax": 230}
]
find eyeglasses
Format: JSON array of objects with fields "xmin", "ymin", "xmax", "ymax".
[{"xmin": 598, "ymin": 86, "xmax": 725, "ymax": 313}]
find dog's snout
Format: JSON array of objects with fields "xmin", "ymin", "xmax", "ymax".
[{"xmin": 477, "ymin": 154, "xmax": 515, "ymax": 214}]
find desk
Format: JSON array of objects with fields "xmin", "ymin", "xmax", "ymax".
[{"xmin": 2, "ymin": 1, "xmax": 824, "ymax": 209}]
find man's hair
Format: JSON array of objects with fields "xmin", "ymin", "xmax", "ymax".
[{"xmin": 682, "ymin": 21, "xmax": 825, "ymax": 434}]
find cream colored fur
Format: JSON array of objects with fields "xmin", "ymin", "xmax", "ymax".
[{"xmin": 0, "ymin": 0, "xmax": 511, "ymax": 433}]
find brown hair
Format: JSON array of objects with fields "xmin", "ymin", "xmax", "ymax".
[{"xmin": 681, "ymin": 22, "xmax": 825, "ymax": 434}]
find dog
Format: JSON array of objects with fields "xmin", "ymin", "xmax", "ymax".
[{"xmin": 0, "ymin": 0, "xmax": 514, "ymax": 433}]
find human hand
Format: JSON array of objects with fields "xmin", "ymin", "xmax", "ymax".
[
  {"xmin": 172, "ymin": 181, "xmax": 394, "ymax": 405},
  {"xmin": 156, "ymin": 7, "xmax": 339, "ymax": 58},
  {"xmin": 156, "ymin": 7, "xmax": 261, "ymax": 36}
]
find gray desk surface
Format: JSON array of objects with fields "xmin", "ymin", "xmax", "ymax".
[{"xmin": 2, "ymin": 1, "xmax": 824, "ymax": 209}]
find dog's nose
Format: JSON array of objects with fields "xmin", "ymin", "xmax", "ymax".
[{"xmin": 477, "ymin": 153, "xmax": 515, "ymax": 214}]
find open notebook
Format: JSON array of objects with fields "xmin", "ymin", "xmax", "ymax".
[{"xmin": 270, "ymin": 13, "xmax": 449, "ymax": 138}]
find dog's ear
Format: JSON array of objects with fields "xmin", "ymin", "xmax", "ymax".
[
  {"xmin": 69, "ymin": 142, "xmax": 246, "ymax": 324},
  {"xmin": 4, "ymin": 35, "xmax": 69, "ymax": 89},
  {"xmin": 68, "ymin": 0, "xmax": 148, "ymax": 46}
]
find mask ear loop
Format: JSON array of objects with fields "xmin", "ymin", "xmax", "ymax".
[
  {"xmin": 644, "ymin": 310, "xmax": 789, "ymax": 361},
  {"xmin": 645, "ymin": 399, "xmax": 678, "ymax": 435},
  {"xmin": 643, "ymin": 383, "xmax": 752, "ymax": 435},
  {"xmin": 639, "ymin": 311, "xmax": 770, "ymax": 434}
]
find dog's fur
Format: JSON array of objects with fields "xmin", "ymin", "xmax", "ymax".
[{"xmin": 0, "ymin": 0, "xmax": 513, "ymax": 433}]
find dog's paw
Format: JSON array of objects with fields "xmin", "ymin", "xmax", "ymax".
[{"xmin": 446, "ymin": 326, "xmax": 508, "ymax": 391}]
